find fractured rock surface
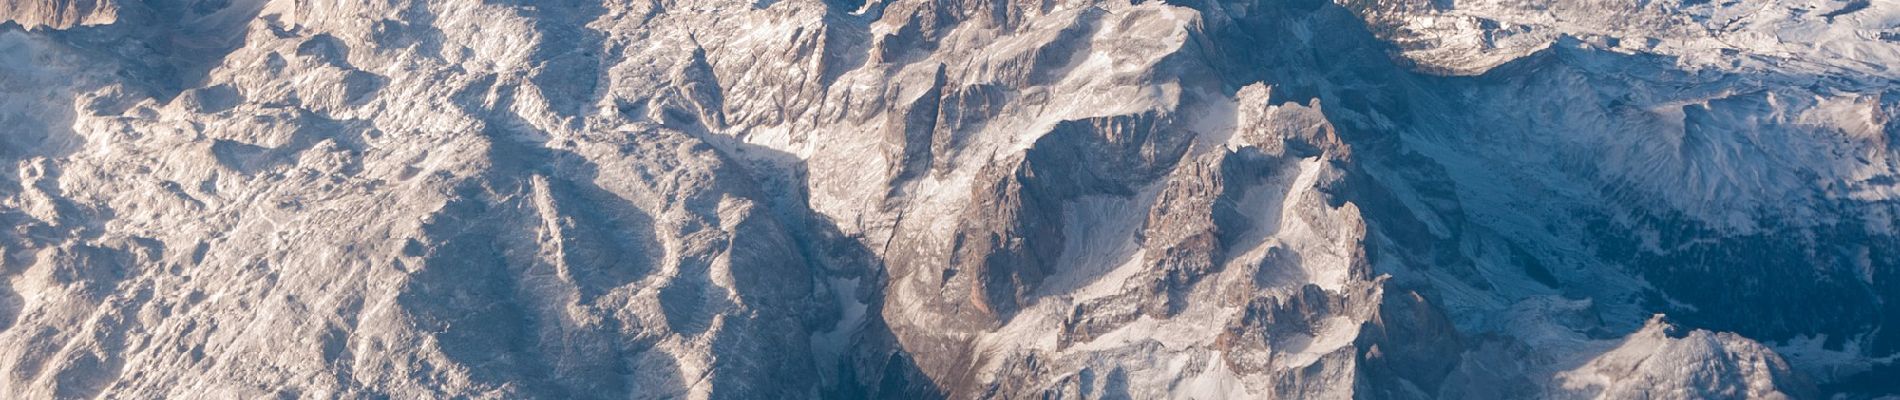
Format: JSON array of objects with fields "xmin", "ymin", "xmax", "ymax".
[{"xmin": 0, "ymin": 0, "xmax": 1896, "ymax": 398}]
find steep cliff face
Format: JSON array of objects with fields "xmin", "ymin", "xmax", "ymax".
[{"xmin": 0, "ymin": 0, "xmax": 1893, "ymax": 398}]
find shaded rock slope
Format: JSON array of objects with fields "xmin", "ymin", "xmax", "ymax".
[{"xmin": 1, "ymin": 0, "xmax": 1895, "ymax": 398}]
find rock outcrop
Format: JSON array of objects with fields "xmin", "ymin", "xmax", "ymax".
[{"xmin": 0, "ymin": 0, "xmax": 116, "ymax": 29}]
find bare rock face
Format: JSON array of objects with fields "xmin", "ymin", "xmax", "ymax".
[
  {"xmin": 0, "ymin": 0, "xmax": 1895, "ymax": 398},
  {"xmin": 0, "ymin": 0, "xmax": 116, "ymax": 29}
]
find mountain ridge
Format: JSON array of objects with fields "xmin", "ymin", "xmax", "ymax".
[{"xmin": 0, "ymin": 0, "xmax": 1895, "ymax": 398}]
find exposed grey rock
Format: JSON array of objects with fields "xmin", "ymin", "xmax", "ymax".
[{"xmin": 0, "ymin": 0, "xmax": 1894, "ymax": 398}]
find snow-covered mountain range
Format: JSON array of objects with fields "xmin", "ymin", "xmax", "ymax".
[{"xmin": 1, "ymin": 0, "xmax": 1895, "ymax": 398}]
